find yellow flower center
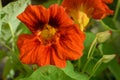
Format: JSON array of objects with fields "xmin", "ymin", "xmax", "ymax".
[
  {"xmin": 41, "ymin": 24, "xmax": 56, "ymax": 40},
  {"xmin": 78, "ymin": 11, "xmax": 89, "ymax": 30},
  {"xmin": 70, "ymin": 10, "xmax": 90, "ymax": 31}
]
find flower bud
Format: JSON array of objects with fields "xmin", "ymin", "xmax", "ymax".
[
  {"xmin": 101, "ymin": 54, "xmax": 116, "ymax": 63},
  {"xmin": 96, "ymin": 30, "xmax": 112, "ymax": 43}
]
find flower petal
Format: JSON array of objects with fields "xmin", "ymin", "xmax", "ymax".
[
  {"xmin": 37, "ymin": 46, "xmax": 66, "ymax": 68},
  {"xmin": 62, "ymin": 0, "xmax": 113, "ymax": 19},
  {"xmin": 37, "ymin": 45, "xmax": 51, "ymax": 67},
  {"xmin": 17, "ymin": 5, "xmax": 50, "ymax": 33},
  {"xmin": 48, "ymin": 4, "xmax": 73, "ymax": 28},
  {"xmin": 55, "ymin": 24, "xmax": 85, "ymax": 60},
  {"xmin": 17, "ymin": 34, "xmax": 40, "ymax": 64},
  {"xmin": 91, "ymin": 0, "xmax": 113, "ymax": 19},
  {"xmin": 102, "ymin": 0, "xmax": 113, "ymax": 4},
  {"xmin": 50, "ymin": 47, "xmax": 66, "ymax": 68}
]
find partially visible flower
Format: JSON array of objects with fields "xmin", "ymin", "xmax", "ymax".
[
  {"xmin": 62, "ymin": 0, "xmax": 114, "ymax": 30},
  {"xmin": 17, "ymin": 4, "xmax": 85, "ymax": 68}
]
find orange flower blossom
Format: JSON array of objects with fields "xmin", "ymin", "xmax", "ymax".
[
  {"xmin": 17, "ymin": 4, "xmax": 85, "ymax": 68},
  {"xmin": 62, "ymin": 0, "xmax": 114, "ymax": 30}
]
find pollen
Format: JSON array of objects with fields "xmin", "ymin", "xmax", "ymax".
[{"xmin": 40, "ymin": 24, "xmax": 56, "ymax": 40}]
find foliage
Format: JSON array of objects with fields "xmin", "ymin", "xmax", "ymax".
[{"xmin": 0, "ymin": 0, "xmax": 120, "ymax": 80}]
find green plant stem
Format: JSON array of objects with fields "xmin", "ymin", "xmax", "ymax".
[
  {"xmin": 75, "ymin": 59, "xmax": 81, "ymax": 69},
  {"xmin": 8, "ymin": 22, "xmax": 15, "ymax": 51},
  {"xmin": 100, "ymin": 20, "xmax": 120, "ymax": 32},
  {"xmin": 82, "ymin": 58, "xmax": 91, "ymax": 73},
  {"xmin": 89, "ymin": 58, "xmax": 102, "ymax": 79},
  {"xmin": 89, "ymin": 42, "xmax": 97, "ymax": 59},
  {"xmin": 8, "ymin": 22, "xmax": 15, "ymax": 41},
  {"xmin": 98, "ymin": 44, "xmax": 104, "ymax": 55},
  {"xmin": 88, "ymin": 34, "xmax": 115, "ymax": 78},
  {"xmin": 0, "ymin": 0, "xmax": 2, "ymax": 9},
  {"xmin": 113, "ymin": 0, "xmax": 120, "ymax": 21},
  {"xmin": 82, "ymin": 38, "xmax": 97, "ymax": 73},
  {"xmin": 100, "ymin": 20, "xmax": 114, "ymax": 31},
  {"xmin": 87, "ymin": 37, "xmax": 97, "ymax": 59}
]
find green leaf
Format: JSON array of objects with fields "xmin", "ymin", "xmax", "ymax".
[
  {"xmin": 20, "ymin": 65, "xmax": 75, "ymax": 80},
  {"xmin": 0, "ymin": 0, "xmax": 30, "ymax": 36},
  {"xmin": 109, "ymin": 59, "xmax": 120, "ymax": 80},
  {"xmin": 62, "ymin": 61, "xmax": 89, "ymax": 80},
  {"xmin": 0, "ymin": 22, "xmax": 12, "ymax": 41},
  {"xmin": 20, "ymin": 61, "xmax": 89, "ymax": 80}
]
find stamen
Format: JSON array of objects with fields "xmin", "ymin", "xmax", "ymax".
[{"xmin": 40, "ymin": 24, "xmax": 56, "ymax": 40}]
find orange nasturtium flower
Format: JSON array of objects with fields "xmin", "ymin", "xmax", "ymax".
[
  {"xmin": 17, "ymin": 4, "xmax": 85, "ymax": 68},
  {"xmin": 62, "ymin": 0, "xmax": 114, "ymax": 30}
]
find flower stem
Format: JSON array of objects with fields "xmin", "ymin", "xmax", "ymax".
[
  {"xmin": 82, "ymin": 37, "xmax": 97, "ymax": 73},
  {"xmin": 82, "ymin": 58, "xmax": 91, "ymax": 73},
  {"xmin": 98, "ymin": 44, "xmax": 104, "ymax": 55},
  {"xmin": 89, "ymin": 58, "xmax": 102, "ymax": 79},
  {"xmin": 113, "ymin": 0, "xmax": 120, "ymax": 21},
  {"xmin": 100, "ymin": 20, "xmax": 114, "ymax": 31},
  {"xmin": 100, "ymin": 20, "xmax": 120, "ymax": 32},
  {"xmin": 77, "ymin": 59, "xmax": 81, "ymax": 70},
  {"xmin": 87, "ymin": 37, "xmax": 97, "ymax": 59}
]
